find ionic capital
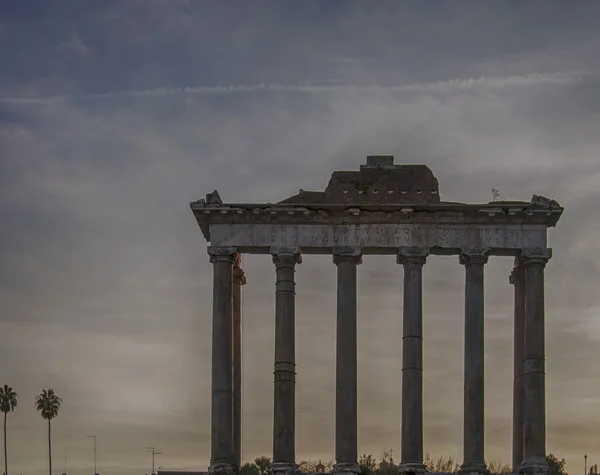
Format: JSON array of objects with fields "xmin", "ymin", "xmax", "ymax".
[
  {"xmin": 232, "ymin": 254, "xmax": 247, "ymax": 285},
  {"xmin": 270, "ymin": 246, "xmax": 302, "ymax": 267},
  {"xmin": 509, "ymin": 259, "xmax": 527, "ymax": 285},
  {"xmin": 332, "ymin": 246, "xmax": 363, "ymax": 265},
  {"xmin": 509, "ymin": 267, "xmax": 519, "ymax": 285},
  {"xmin": 233, "ymin": 266, "xmax": 247, "ymax": 285},
  {"xmin": 207, "ymin": 246, "xmax": 238, "ymax": 264},
  {"xmin": 459, "ymin": 247, "xmax": 491, "ymax": 266},
  {"xmin": 233, "ymin": 252, "xmax": 242, "ymax": 267},
  {"xmin": 521, "ymin": 247, "xmax": 552, "ymax": 267},
  {"xmin": 397, "ymin": 246, "xmax": 429, "ymax": 266}
]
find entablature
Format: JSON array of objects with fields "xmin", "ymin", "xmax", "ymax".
[
  {"xmin": 190, "ymin": 195, "xmax": 563, "ymax": 244},
  {"xmin": 206, "ymin": 222, "xmax": 547, "ymax": 256}
]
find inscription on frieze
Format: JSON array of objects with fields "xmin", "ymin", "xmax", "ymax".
[
  {"xmin": 438, "ymin": 224, "xmax": 451, "ymax": 246},
  {"xmin": 209, "ymin": 223, "xmax": 545, "ymax": 251}
]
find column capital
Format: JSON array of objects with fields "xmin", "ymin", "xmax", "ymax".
[
  {"xmin": 208, "ymin": 246, "xmax": 238, "ymax": 264},
  {"xmin": 270, "ymin": 246, "xmax": 302, "ymax": 266},
  {"xmin": 509, "ymin": 263, "xmax": 526, "ymax": 285},
  {"xmin": 233, "ymin": 252, "xmax": 242, "ymax": 268},
  {"xmin": 459, "ymin": 247, "xmax": 491, "ymax": 266},
  {"xmin": 333, "ymin": 246, "xmax": 363, "ymax": 265},
  {"xmin": 521, "ymin": 248, "xmax": 552, "ymax": 267},
  {"xmin": 397, "ymin": 246, "xmax": 429, "ymax": 265},
  {"xmin": 233, "ymin": 266, "xmax": 247, "ymax": 285},
  {"xmin": 509, "ymin": 267, "xmax": 520, "ymax": 285},
  {"xmin": 232, "ymin": 253, "xmax": 246, "ymax": 285}
]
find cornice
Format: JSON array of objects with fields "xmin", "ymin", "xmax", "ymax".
[{"xmin": 190, "ymin": 196, "xmax": 563, "ymax": 242}]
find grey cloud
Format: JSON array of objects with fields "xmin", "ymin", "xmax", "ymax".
[
  {"xmin": 1, "ymin": 70, "xmax": 589, "ymax": 104},
  {"xmin": 3, "ymin": 1, "xmax": 600, "ymax": 97},
  {"xmin": 1, "ymin": 15, "xmax": 600, "ymax": 472}
]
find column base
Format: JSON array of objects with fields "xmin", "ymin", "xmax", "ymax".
[
  {"xmin": 333, "ymin": 462, "xmax": 360, "ymax": 475},
  {"xmin": 460, "ymin": 462, "xmax": 489, "ymax": 475},
  {"xmin": 520, "ymin": 457, "xmax": 549, "ymax": 475},
  {"xmin": 271, "ymin": 462, "xmax": 299, "ymax": 475},
  {"xmin": 209, "ymin": 462, "xmax": 234, "ymax": 475},
  {"xmin": 398, "ymin": 462, "xmax": 427, "ymax": 474}
]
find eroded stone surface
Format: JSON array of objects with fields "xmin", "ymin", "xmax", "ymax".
[
  {"xmin": 280, "ymin": 156, "xmax": 440, "ymax": 205},
  {"xmin": 209, "ymin": 223, "xmax": 547, "ymax": 252}
]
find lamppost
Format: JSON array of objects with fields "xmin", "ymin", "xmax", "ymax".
[
  {"xmin": 146, "ymin": 447, "xmax": 162, "ymax": 475},
  {"xmin": 585, "ymin": 454, "xmax": 588, "ymax": 475},
  {"xmin": 87, "ymin": 436, "xmax": 97, "ymax": 475}
]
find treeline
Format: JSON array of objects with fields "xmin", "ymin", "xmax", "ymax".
[{"xmin": 240, "ymin": 452, "xmax": 568, "ymax": 475}]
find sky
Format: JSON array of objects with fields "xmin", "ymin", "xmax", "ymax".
[{"xmin": 1, "ymin": 1, "xmax": 600, "ymax": 474}]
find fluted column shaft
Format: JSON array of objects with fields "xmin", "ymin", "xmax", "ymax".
[
  {"xmin": 397, "ymin": 247, "xmax": 429, "ymax": 474},
  {"xmin": 232, "ymin": 256, "xmax": 246, "ymax": 469},
  {"xmin": 459, "ymin": 248, "xmax": 490, "ymax": 475},
  {"xmin": 510, "ymin": 263, "xmax": 526, "ymax": 473},
  {"xmin": 271, "ymin": 247, "xmax": 302, "ymax": 475},
  {"xmin": 520, "ymin": 248, "xmax": 552, "ymax": 475},
  {"xmin": 333, "ymin": 247, "xmax": 362, "ymax": 475},
  {"xmin": 208, "ymin": 246, "xmax": 237, "ymax": 474}
]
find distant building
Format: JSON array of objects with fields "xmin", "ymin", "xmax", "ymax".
[{"xmin": 379, "ymin": 458, "xmax": 398, "ymax": 472}]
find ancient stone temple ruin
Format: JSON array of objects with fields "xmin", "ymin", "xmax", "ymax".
[{"xmin": 189, "ymin": 156, "xmax": 563, "ymax": 475}]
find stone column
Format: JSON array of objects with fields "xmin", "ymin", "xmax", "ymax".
[
  {"xmin": 208, "ymin": 246, "xmax": 238, "ymax": 474},
  {"xmin": 271, "ymin": 247, "xmax": 302, "ymax": 475},
  {"xmin": 510, "ymin": 262, "xmax": 525, "ymax": 473},
  {"xmin": 333, "ymin": 247, "xmax": 363, "ymax": 475},
  {"xmin": 397, "ymin": 247, "xmax": 429, "ymax": 474},
  {"xmin": 232, "ymin": 255, "xmax": 246, "ymax": 469},
  {"xmin": 520, "ymin": 248, "xmax": 552, "ymax": 475},
  {"xmin": 459, "ymin": 248, "xmax": 490, "ymax": 475}
]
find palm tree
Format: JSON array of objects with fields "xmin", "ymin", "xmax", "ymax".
[
  {"xmin": 35, "ymin": 389, "xmax": 62, "ymax": 475},
  {"xmin": 0, "ymin": 385, "xmax": 18, "ymax": 475}
]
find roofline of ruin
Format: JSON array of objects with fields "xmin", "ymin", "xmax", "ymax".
[{"xmin": 190, "ymin": 194, "xmax": 563, "ymax": 243}]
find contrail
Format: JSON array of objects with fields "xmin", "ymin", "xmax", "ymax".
[{"xmin": 0, "ymin": 71, "xmax": 590, "ymax": 105}]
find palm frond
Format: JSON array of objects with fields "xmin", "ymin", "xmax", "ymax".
[
  {"xmin": 34, "ymin": 388, "xmax": 62, "ymax": 421},
  {"xmin": 0, "ymin": 384, "xmax": 18, "ymax": 413}
]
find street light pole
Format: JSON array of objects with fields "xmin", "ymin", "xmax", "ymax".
[
  {"xmin": 146, "ymin": 447, "xmax": 162, "ymax": 475},
  {"xmin": 87, "ymin": 436, "xmax": 97, "ymax": 475},
  {"xmin": 585, "ymin": 454, "xmax": 588, "ymax": 475}
]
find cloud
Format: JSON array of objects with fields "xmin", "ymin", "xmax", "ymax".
[
  {"xmin": 0, "ymin": 70, "xmax": 590, "ymax": 104},
  {"xmin": 2, "ymin": 3, "xmax": 600, "ymax": 474},
  {"xmin": 2, "ymin": 72, "xmax": 600, "ymax": 473}
]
